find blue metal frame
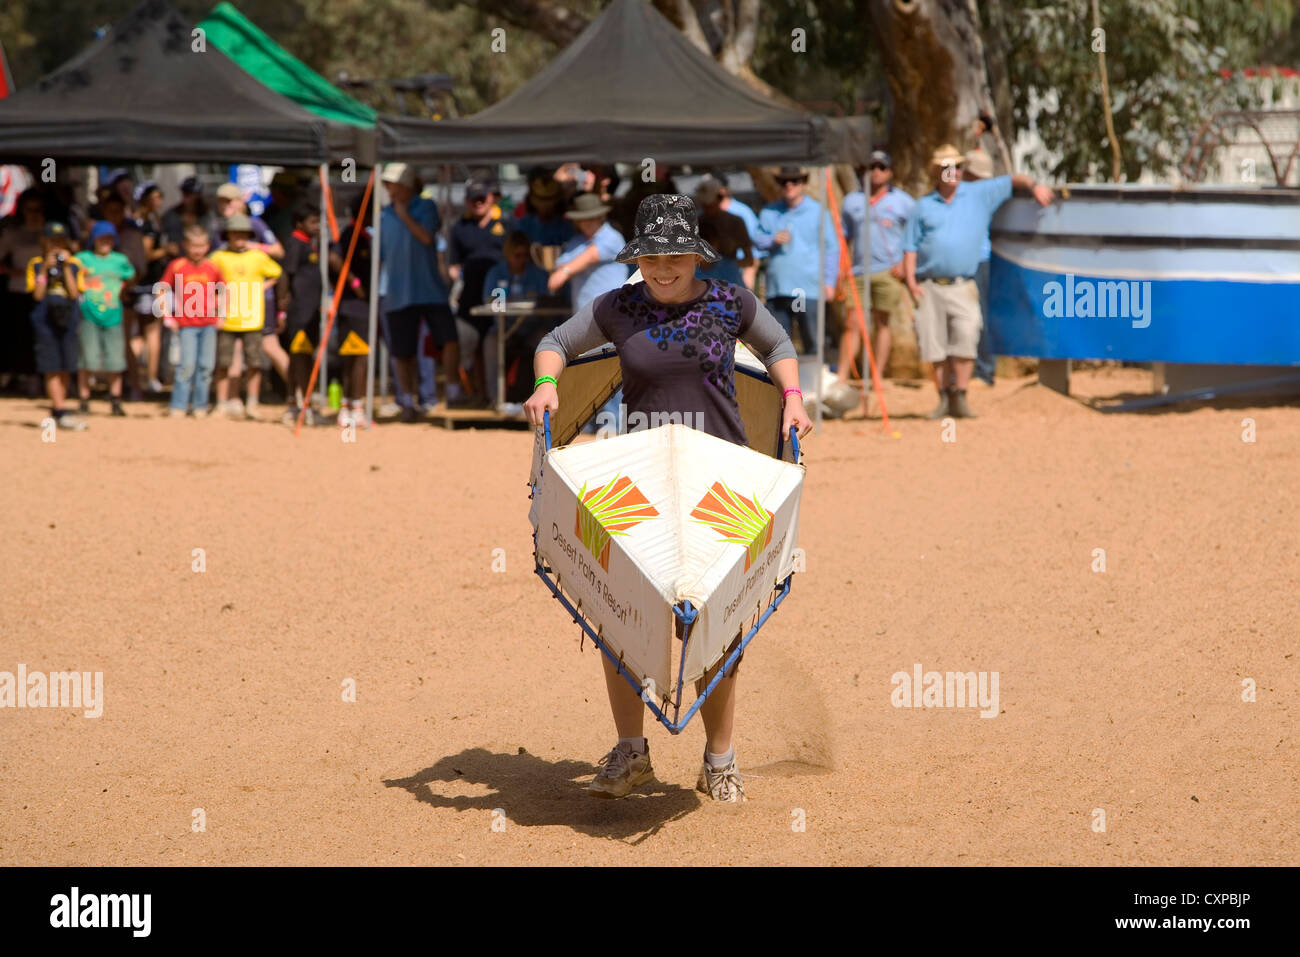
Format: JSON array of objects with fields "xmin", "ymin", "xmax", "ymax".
[{"xmin": 530, "ymin": 410, "xmax": 801, "ymax": 733}]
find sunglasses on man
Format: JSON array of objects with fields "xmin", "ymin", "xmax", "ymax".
[{"xmin": 776, "ymin": 177, "xmax": 804, "ymax": 186}]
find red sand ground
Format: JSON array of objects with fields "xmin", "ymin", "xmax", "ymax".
[{"xmin": 1, "ymin": 368, "xmax": 1297, "ymax": 865}]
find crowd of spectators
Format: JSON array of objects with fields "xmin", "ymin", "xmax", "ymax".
[{"xmin": 0, "ymin": 130, "xmax": 1054, "ymax": 428}]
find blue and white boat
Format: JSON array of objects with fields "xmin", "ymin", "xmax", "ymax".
[{"xmin": 990, "ymin": 185, "xmax": 1300, "ymax": 367}]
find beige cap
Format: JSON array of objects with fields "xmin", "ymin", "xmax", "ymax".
[
  {"xmin": 215, "ymin": 183, "xmax": 243, "ymax": 201},
  {"xmin": 964, "ymin": 149, "xmax": 994, "ymax": 179},
  {"xmin": 381, "ymin": 163, "xmax": 418, "ymax": 188}
]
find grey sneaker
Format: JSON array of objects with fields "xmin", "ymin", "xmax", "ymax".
[
  {"xmin": 588, "ymin": 741, "xmax": 654, "ymax": 799},
  {"xmin": 924, "ymin": 389, "xmax": 951, "ymax": 420},
  {"xmin": 55, "ymin": 413, "xmax": 88, "ymax": 431},
  {"xmin": 949, "ymin": 388, "xmax": 978, "ymax": 419},
  {"xmin": 697, "ymin": 754, "xmax": 747, "ymax": 803}
]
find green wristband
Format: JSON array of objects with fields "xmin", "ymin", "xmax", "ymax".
[{"xmin": 535, "ymin": 375, "xmax": 558, "ymax": 389}]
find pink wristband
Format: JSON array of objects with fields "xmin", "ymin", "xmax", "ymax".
[{"xmin": 782, "ymin": 388, "xmax": 803, "ymax": 403}]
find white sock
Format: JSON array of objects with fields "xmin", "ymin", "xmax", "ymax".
[
  {"xmin": 705, "ymin": 747, "xmax": 734, "ymax": 770},
  {"xmin": 618, "ymin": 736, "xmax": 647, "ymax": 754}
]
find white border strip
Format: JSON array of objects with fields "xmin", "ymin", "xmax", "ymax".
[{"xmin": 992, "ymin": 241, "xmax": 1300, "ymax": 284}]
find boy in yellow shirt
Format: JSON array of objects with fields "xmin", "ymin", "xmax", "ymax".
[{"xmin": 210, "ymin": 214, "xmax": 283, "ymax": 420}]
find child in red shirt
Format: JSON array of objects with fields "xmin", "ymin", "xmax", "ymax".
[{"xmin": 158, "ymin": 225, "xmax": 223, "ymax": 416}]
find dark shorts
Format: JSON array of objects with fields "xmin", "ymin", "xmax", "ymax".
[
  {"xmin": 30, "ymin": 297, "xmax": 80, "ymax": 374},
  {"xmin": 216, "ymin": 329, "xmax": 265, "ymax": 370},
  {"xmin": 337, "ymin": 300, "xmax": 370, "ymax": 356},
  {"xmin": 387, "ymin": 303, "xmax": 455, "ymax": 358},
  {"xmin": 287, "ymin": 311, "xmax": 321, "ymax": 355}
]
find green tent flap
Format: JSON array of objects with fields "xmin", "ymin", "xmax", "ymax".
[{"xmin": 198, "ymin": 1, "xmax": 376, "ymax": 129}]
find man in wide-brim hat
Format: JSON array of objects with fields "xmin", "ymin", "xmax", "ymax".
[
  {"xmin": 902, "ymin": 143, "xmax": 1055, "ymax": 419},
  {"xmin": 546, "ymin": 192, "xmax": 628, "ymax": 310},
  {"xmin": 525, "ymin": 193, "xmax": 812, "ymax": 805}
]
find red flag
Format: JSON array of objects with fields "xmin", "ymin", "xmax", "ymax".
[{"xmin": 0, "ymin": 39, "xmax": 13, "ymax": 99}]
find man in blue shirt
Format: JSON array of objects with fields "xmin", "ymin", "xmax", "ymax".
[
  {"xmin": 547, "ymin": 193, "xmax": 628, "ymax": 309},
  {"xmin": 753, "ymin": 166, "xmax": 839, "ymax": 355},
  {"xmin": 840, "ymin": 150, "xmax": 915, "ymax": 385},
  {"xmin": 903, "ymin": 145, "xmax": 1054, "ymax": 418},
  {"xmin": 379, "ymin": 163, "xmax": 460, "ymax": 420}
]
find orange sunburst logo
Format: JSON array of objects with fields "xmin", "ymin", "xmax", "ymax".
[
  {"xmin": 691, "ymin": 481, "xmax": 773, "ymax": 570},
  {"xmin": 575, "ymin": 475, "xmax": 659, "ymax": 571}
]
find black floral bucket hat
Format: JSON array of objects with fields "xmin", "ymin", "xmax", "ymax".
[{"xmin": 615, "ymin": 193, "xmax": 720, "ymax": 265}]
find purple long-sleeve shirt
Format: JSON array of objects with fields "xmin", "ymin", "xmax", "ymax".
[{"xmin": 537, "ymin": 279, "xmax": 796, "ymax": 447}]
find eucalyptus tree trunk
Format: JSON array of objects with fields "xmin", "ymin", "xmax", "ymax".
[{"xmin": 865, "ymin": 0, "xmax": 1001, "ymax": 192}]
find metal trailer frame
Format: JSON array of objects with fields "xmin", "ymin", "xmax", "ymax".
[{"xmin": 530, "ymin": 408, "xmax": 800, "ymax": 734}]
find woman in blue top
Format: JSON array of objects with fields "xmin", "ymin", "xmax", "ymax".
[{"xmin": 527, "ymin": 194, "xmax": 812, "ymax": 803}]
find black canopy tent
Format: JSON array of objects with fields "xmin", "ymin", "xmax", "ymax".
[
  {"xmin": 0, "ymin": 0, "xmax": 378, "ymax": 416},
  {"xmin": 378, "ymin": 0, "xmax": 870, "ymax": 167},
  {"xmin": 376, "ymin": 0, "xmax": 870, "ymax": 429},
  {"xmin": 0, "ymin": 0, "xmax": 372, "ymax": 166}
]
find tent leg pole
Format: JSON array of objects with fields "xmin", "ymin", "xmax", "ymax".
[
  {"xmin": 366, "ymin": 169, "xmax": 382, "ymax": 425},
  {"xmin": 318, "ymin": 163, "xmax": 330, "ymax": 411}
]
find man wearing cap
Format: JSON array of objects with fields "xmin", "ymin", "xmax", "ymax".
[
  {"xmin": 449, "ymin": 179, "xmax": 507, "ymax": 405},
  {"xmin": 753, "ymin": 166, "xmax": 839, "ymax": 355},
  {"xmin": 903, "ymin": 144, "xmax": 1053, "ymax": 418},
  {"xmin": 693, "ymin": 177, "xmax": 753, "ymax": 288},
  {"xmin": 839, "ymin": 151, "xmax": 915, "ymax": 385},
  {"xmin": 547, "ymin": 193, "xmax": 628, "ymax": 309},
  {"xmin": 379, "ymin": 162, "xmax": 460, "ymax": 418},
  {"xmin": 962, "ymin": 148, "xmax": 998, "ymax": 386}
]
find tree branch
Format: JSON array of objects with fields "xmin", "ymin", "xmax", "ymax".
[{"xmin": 471, "ymin": 0, "xmax": 591, "ymax": 47}]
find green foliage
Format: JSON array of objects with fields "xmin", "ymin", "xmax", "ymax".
[
  {"xmin": 1002, "ymin": 0, "xmax": 1295, "ymax": 181},
  {"xmin": 749, "ymin": 0, "xmax": 883, "ymax": 120},
  {"xmin": 2, "ymin": 0, "xmax": 1293, "ymax": 184},
  {"xmin": 285, "ymin": 0, "xmax": 595, "ymax": 116}
]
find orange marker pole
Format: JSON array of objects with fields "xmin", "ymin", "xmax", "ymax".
[{"xmin": 296, "ymin": 169, "xmax": 373, "ymax": 437}]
